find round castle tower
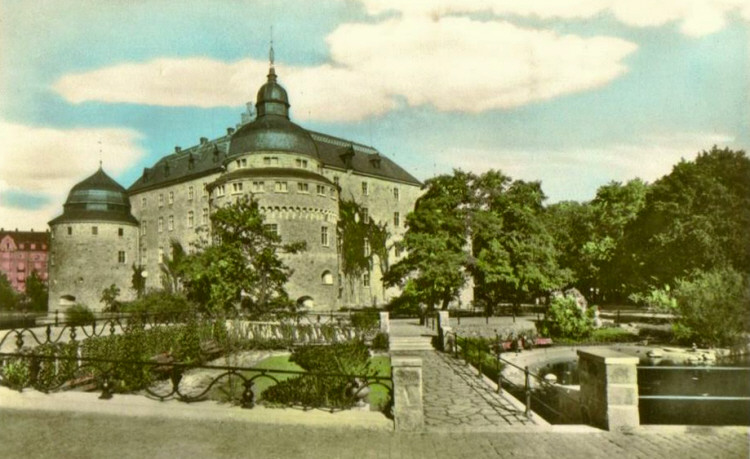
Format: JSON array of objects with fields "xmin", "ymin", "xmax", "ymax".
[
  {"xmin": 209, "ymin": 64, "xmax": 339, "ymax": 309},
  {"xmin": 48, "ymin": 167, "xmax": 139, "ymax": 311}
]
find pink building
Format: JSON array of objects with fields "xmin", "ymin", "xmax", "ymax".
[{"xmin": 0, "ymin": 229, "xmax": 50, "ymax": 293}]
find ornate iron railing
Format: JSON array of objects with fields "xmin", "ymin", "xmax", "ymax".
[{"xmin": 0, "ymin": 350, "xmax": 393, "ymax": 414}]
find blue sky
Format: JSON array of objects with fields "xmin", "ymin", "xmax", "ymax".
[{"xmin": 1, "ymin": 0, "xmax": 748, "ymax": 230}]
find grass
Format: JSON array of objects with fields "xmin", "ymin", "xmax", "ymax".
[{"xmin": 210, "ymin": 354, "xmax": 392, "ymax": 411}]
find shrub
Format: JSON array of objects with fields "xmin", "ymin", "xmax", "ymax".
[
  {"xmin": 350, "ymin": 309, "xmax": 379, "ymax": 332},
  {"xmin": 371, "ymin": 332, "xmax": 389, "ymax": 351},
  {"xmin": 0, "ymin": 358, "xmax": 30, "ymax": 390},
  {"xmin": 537, "ymin": 296, "xmax": 595, "ymax": 340},
  {"xmin": 123, "ymin": 290, "xmax": 195, "ymax": 322},
  {"xmin": 65, "ymin": 304, "xmax": 95, "ymax": 326},
  {"xmin": 262, "ymin": 340, "xmax": 377, "ymax": 410}
]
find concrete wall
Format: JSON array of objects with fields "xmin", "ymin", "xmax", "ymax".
[{"xmin": 49, "ymin": 221, "xmax": 138, "ymax": 311}]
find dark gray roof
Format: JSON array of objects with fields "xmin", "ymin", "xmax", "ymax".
[
  {"xmin": 50, "ymin": 168, "xmax": 138, "ymax": 226},
  {"xmin": 128, "ymin": 127, "xmax": 421, "ymax": 194}
]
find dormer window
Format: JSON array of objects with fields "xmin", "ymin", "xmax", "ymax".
[
  {"xmin": 188, "ymin": 154, "xmax": 195, "ymax": 170},
  {"xmin": 163, "ymin": 162, "xmax": 170, "ymax": 177},
  {"xmin": 369, "ymin": 154, "xmax": 381, "ymax": 169}
]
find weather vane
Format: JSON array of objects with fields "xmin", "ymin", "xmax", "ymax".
[{"xmin": 269, "ymin": 25, "xmax": 275, "ymax": 68}]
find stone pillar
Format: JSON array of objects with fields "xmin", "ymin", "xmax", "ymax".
[
  {"xmin": 577, "ymin": 349, "xmax": 640, "ymax": 431},
  {"xmin": 441, "ymin": 326, "xmax": 454, "ymax": 353},
  {"xmin": 391, "ymin": 357, "xmax": 424, "ymax": 431},
  {"xmin": 437, "ymin": 311, "xmax": 450, "ymax": 351},
  {"xmin": 437, "ymin": 310, "xmax": 450, "ymax": 329},
  {"xmin": 379, "ymin": 311, "xmax": 390, "ymax": 334}
]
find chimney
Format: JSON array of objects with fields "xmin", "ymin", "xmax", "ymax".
[
  {"xmin": 200, "ymin": 137, "xmax": 208, "ymax": 145},
  {"xmin": 227, "ymin": 127, "xmax": 235, "ymax": 135},
  {"xmin": 175, "ymin": 146, "xmax": 182, "ymax": 153}
]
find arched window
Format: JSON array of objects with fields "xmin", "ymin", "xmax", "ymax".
[{"xmin": 321, "ymin": 270, "xmax": 334, "ymax": 285}]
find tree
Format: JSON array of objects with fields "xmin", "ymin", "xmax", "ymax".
[
  {"xmin": 384, "ymin": 171, "xmax": 474, "ymax": 311},
  {"xmin": 621, "ymin": 147, "xmax": 750, "ymax": 293},
  {"xmin": 100, "ymin": 284, "xmax": 121, "ymax": 312},
  {"xmin": 131, "ymin": 264, "xmax": 146, "ymax": 298},
  {"xmin": 160, "ymin": 240, "xmax": 187, "ymax": 294},
  {"xmin": 180, "ymin": 196, "xmax": 305, "ymax": 316},
  {"xmin": 24, "ymin": 270, "xmax": 48, "ymax": 312},
  {"xmin": 337, "ymin": 199, "xmax": 389, "ymax": 297},
  {"xmin": 0, "ymin": 272, "xmax": 19, "ymax": 310},
  {"xmin": 470, "ymin": 173, "xmax": 568, "ymax": 314}
]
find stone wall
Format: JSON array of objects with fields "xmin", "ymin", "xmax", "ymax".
[
  {"xmin": 49, "ymin": 221, "xmax": 138, "ymax": 311},
  {"xmin": 577, "ymin": 349, "xmax": 639, "ymax": 431}
]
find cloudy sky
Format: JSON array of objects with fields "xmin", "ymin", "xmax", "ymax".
[{"xmin": 1, "ymin": 0, "xmax": 748, "ymax": 230}]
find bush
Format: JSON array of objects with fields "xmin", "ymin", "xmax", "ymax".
[
  {"xmin": 262, "ymin": 340, "xmax": 378, "ymax": 410},
  {"xmin": 122, "ymin": 290, "xmax": 195, "ymax": 322},
  {"xmin": 537, "ymin": 296, "xmax": 595, "ymax": 340},
  {"xmin": 371, "ymin": 332, "xmax": 389, "ymax": 351},
  {"xmin": 65, "ymin": 304, "xmax": 95, "ymax": 326},
  {"xmin": 350, "ymin": 309, "xmax": 379, "ymax": 332}
]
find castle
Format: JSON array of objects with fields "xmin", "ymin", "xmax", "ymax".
[{"xmin": 48, "ymin": 60, "xmax": 422, "ymax": 312}]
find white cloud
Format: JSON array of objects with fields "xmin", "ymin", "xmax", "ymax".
[
  {"xmin": 0, "ymin": 121, "xmax": 145, "ymax": 230},
  {"xmin": 435, "ymin": 132, "xmax": 736, "ymax": 202},
  {"xmin": 362, "ymin": 0, "xmax": 750, "ymax": 37},
  {"xmin": 54, "ymin": 16, "xmax": 636, "ymax": 122}
]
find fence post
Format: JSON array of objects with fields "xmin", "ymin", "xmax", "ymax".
[
  {"xmin": 392, "ymin": 357, "xmax": 424, "ymax": 431},
  {"xmin": 524, "ymin": 366, "xmax": 531, "ymax": 418},
  {"xmin": 55, "ymin": 310, "xmax": 59, "ymax": 326}
]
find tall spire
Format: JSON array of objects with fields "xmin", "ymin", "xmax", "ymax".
[{"xmin": 268, "ymin": 26, "xmax": 276, "ymax": 79}]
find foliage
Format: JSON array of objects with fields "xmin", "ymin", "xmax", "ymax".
[
  {"xmin": 262, "ymin": 340, "xmax": 379, "ymax": 410},
  {"xmin": 160, "ymin": 240, "xmax": 187, "ymax": 294},
  {"xmin": 640, "ymin": 268, "xmax": 750, "ymax": 348},
  {"xmin": 65, "ymin": 304, "xmax": 95, "ymax": 326},
  {"xmin": 23, "ymin": 270, "xmax": 48, "ymax": 312},
  {"xmin": 470, "ymin": 173, "xmax": 569, "ymax": 311},
  {"xmin": 131, "ymin": 264, "xmax": 146, "ymax": 298},
  {"xmin": 371, "ymin": 332, "xmax": 389, "ymax": 351},
  {"xmin": 0, "ymin": 272, "xmax": 20, "ymax": 310},
  {"xmin": 384, "ymin": 171, "xmax": 473, "ymax": 311},
  {"xmin": 100, "ymin": 284, "xmax": 121, "ymax": 312},
  {"xmin": 337, "ymin": 200, "xmax": 389, "ymax": 282},
  {"xmin": 455, "ymin": 335, "xmax": 505, "ymax": 383},
  {"xmin": 179, "ymin": 196, "xmax": 305, "ymax": 316},
  {"xmin": 621, "ymin": 147, "xmax": 750, "ymax": 293},
  {"xmin": 537, "ymin": 296, "xmax": 595, "ymax": 340},
  {"xmin": 122, "ymin": 290, "xmax": 195, "ymax": 322},
  {"xmin": 0, "ymin": 358, "xmax": 29, "ymax": 390},
  {"xmin": 349, "ymin": 309, "xmax": 379, "ymax": 333}
]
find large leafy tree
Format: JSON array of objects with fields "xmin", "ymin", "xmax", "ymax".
[
  {"xmin": 471, "ymin": 173, "xmax": 568, "ymax": 313},
  {"xmin": 180, "ymin": 196, "xmax": 306, "ymax": 316},
  {"xmin": 0, "ymin": 272, "xmax": 19, "ymax": 310},
  {"xmin": 384, "ymin": 171, "xmax": 474, "ymax": 311},
  {"xmin": 621, "ymin": 147, "xmax": 750, "ymax": 292}
]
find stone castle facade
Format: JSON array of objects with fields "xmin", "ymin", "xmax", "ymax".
[{"xmin": 48, "ymin": 64, "xmax": 422, "ymax": 312}]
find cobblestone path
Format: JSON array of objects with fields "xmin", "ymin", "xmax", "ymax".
[{"xmin": 419, "ymin": 350, "xmax": 534, "ymax": 430}]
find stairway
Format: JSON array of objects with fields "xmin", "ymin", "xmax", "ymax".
[{"xmin": 389, "ymin": 335, "xmax": 434, "ymax": 352}]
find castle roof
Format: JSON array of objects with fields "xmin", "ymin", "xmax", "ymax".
[{"xmin": 50, "ymin": 168, "xmax": 138, "ymax": 225}]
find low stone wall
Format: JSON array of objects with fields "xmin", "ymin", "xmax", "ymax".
[{"xmin": 577, "ymin": 349, "xmax": 639, "ymax": 431}]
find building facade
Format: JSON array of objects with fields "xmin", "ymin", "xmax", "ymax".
[
  {"xmin": 49, "ymin": 64, "xmax": 422, "ymax": 312},
  {"xmin": 0, "ymin": 229, "xmax": 50, "ymax": 293}
]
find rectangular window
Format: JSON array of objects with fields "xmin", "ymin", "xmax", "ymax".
[
  {"xmin": 168, "ymin": 191, "xmax": 174, "ymax": 204},
  {"xmin": 187, "ymin": 211, "xmax": 194, "ymax": 228},
  {"xmin": 168, "ymin": 215, "xmax": 174, "ymax": 231},
  {"xmin": 263, "ymin": 156, "xmax": 271, "ymax": 165},
  {"xmin": 159, "ymin": 194, "xmax": 164, "ymax": 207},
  {"xmin": 158, "ymin": 217, "xmax": 164, "ymax": 233},
  {"xmin": 295, "ymin": 158, "xmax": 308, "ymax": 168},
  {"xmin": 118, "ymin": 251, "xmax": 126, "ymax": 263},
  {"xmin": 91, "ymin": 226, "xmax": 98, "ymax": 235},
  {"xmin": 271, "ymin": 157, "xmax": 279, "ymax": 166},
  {"xmin": 232, "ymin": 182, "xmax": 243, "ymax": 193},
  {"xmin": 363, "ymin": 272, "xmax": 370, "ymax": 287},
  {"xmin": 141, "ymin": 197, "xmax": 147, "ymax": 207},
  {"xmin": 364, "ymin": 238, "xmax": 371, "ymax": 257},
  {"xmin": 333, "ymin": 176, "xmax": 340, "ymax": 187},
  {"xmin": 393, "ymin": 212, "xmax": 400, "ymax": 227},
  {"xmin": 274, "ymin": 181, "xmax": 288, "ymax": 193},
  {"xmin": 393, "ymin": 187, "xmax": 400, "ymax": 200},
  {"xmin": 264, "ymin": 223, "xmax": 278, "ymax": 236},
  {"xmin": 141, "ymin": 247, "xmax": 147, "ymax": 264},
  {"xmin": 142, "ymin": 220, "xmax": 147, "ymax": 233},
  {"xmin": 330, "ymin": 187, "xmax": 336, "ymax": 197},
  {"xmin": 118, "ymin": 227, "xmax": 124, "ymax": 236},
  {"xmin": 216, "ymin": 185, "xmax": 226, "ymax": 196},
  {"xmin": 253, "ymin": 181, "xmax": 265, "ymax": 192},
  {"xmin": 297, "ymin": 182, "xmax": 309, "ymax": 193},
  {"xmin": 362, "ymin": 207, "xmax": 369, "ymax": 224},
  {"xmin": 316, "ymin": 184, "xmax": 326, "ymax": 195},
  {"xmin": 321, "ymin": 226, "xmax": 329, "ymax": 246},
  {"xmin": 202, "ymin": 208, "xmax": 208, "ymax": 225},
  {"xmin": 67, "ymin": 227, "xmax": 72, "ymax": 235},
  {"xmin": 158, "ymin": 246, "xmax": 164, "ymax": 263},
  {"xmin": 362, "ymin": 181, "xmax": 369, "ymax": 195},
  {"xmin": 188, "ymin": 186, "xmax": 194, "ymax": 201}
]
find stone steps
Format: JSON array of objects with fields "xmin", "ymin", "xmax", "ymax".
[{"xmin": 390, "ymin": 336, "xmax": 434, "ymax": 351}]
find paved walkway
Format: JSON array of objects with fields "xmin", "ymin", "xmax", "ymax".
[
  {"xmin": 389, "ymin": 319, "xmax": 535, "ymax": 430},
  {"xmin": 1, "ymin": 409, "xmax": 747, "ymax": 458}
]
